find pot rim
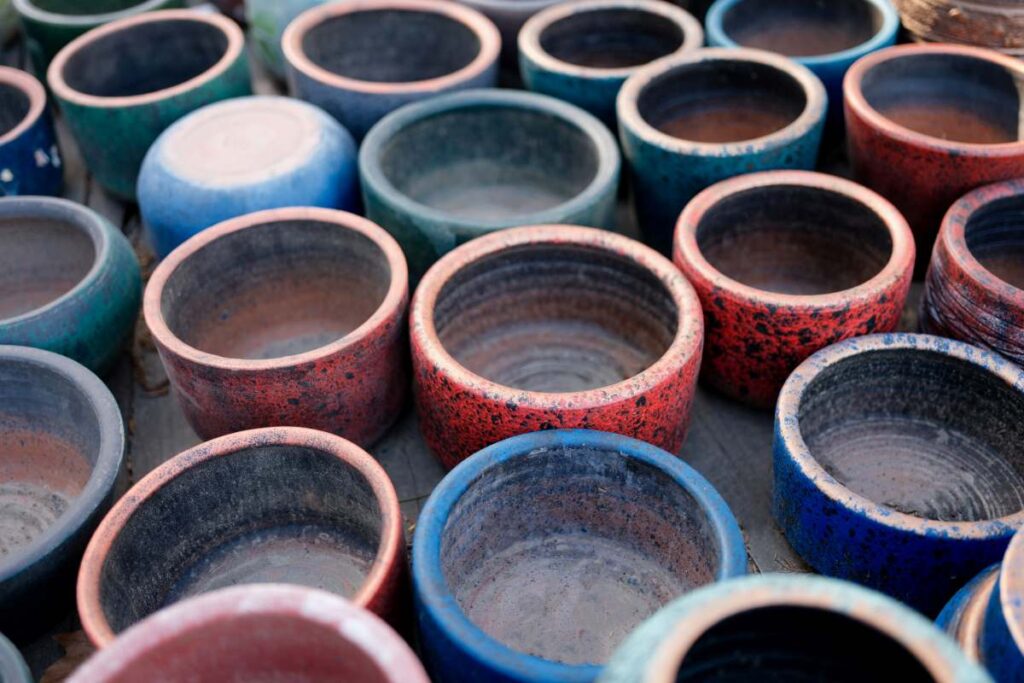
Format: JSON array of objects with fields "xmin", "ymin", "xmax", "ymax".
[
  {"xmin": 0, "ymin": 633, "xmax": 30, "ymax": 683},
  {"xmin": 412, "ymin": 428, "xmax": 747, "ymax": 683},
  {"xmin": 999, "ymin": 528, "xmax": 1024, "ymax": 658},
  {"xmin": 458, "ymin": 0, "xmax": 557, "ymax": 12},
  {"xmin": 13, "ymin": 0, "xmax": 173, "ymax": 26},
  {"xmin": 142, "ymin": 206, "xmax": 408, "ymax": 372},
  {"xmin": 936, "ymin": 563, "xmax": 999, "ymax": 662},
  {"xmin": 76, "ymin": 426, "xmax": 404, "ymax": 648},
  {"xmin": 47, "ymin": 9, "xmax": 245, "ymax": 109},
  {"xmin": 0, "ymin": 66, "xmax": 46, "ymax": 146}
]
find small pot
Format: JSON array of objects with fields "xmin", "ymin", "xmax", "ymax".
[
  {"xmin": 0, "ymin": 197, "xmax": 142, "ymax": 376},
  {"xmin": 245, "ymin": 0, "xmax": 324, "ymax": 79},
  {"xmin": 410, "ymin": 225, "xmax": 703, "ymax": 470},
  {"xmin": 47, "ymin": 9, "xmax": 252, "ymax": 201},
  {"xmin": 844, "ymin": 44, "xmax": 1024, "ymax": 277},
  {"xmin": 138, "ymin": 95, "xmax": 359, "ymax": 258},
  {"xmin": 673, "ymin": 170, "xmax": 914, "ymax": 408},
  {"xmin": 360, "ymin": 89, "xmax": 620, "ymax": 280},
  {"xmin": 413, "ymin": 429, "xmax": 747, "ymax": 683},
  {"xmin": 0, "ymin": 66, "xmax": 61, "ymax": 197},
  {"xmin": 77, "ymin": 427, "xmax": 405, "ymax": 647},
  {"xmin": 774, "ymin": 333, "xmax": 1024, "ymax": 615},
  {"xmin": 600, "ymin": 574, "xmax": 992, "ymax": 683},
  {"xmin": 282, "ymin": 0, "xmax": 500, "ymax": 141},
  {"xmin": 895, "ymin": 0, "xmax": 1024, "ymax": 56},
  {"xmin": 618, "ymin": 47, "xmax": 827, "ymax": 255},
  {"xmin": 922, "ymin": 178, "xmax": 1024, "ymax": 366},
  {"xmin": 518, "ymin": 0, "xmax": 703, "ymax": 127},
  {"xmin": 143, "ymin": 207, "xmax": 408, "ymax": 445},
  {"xmin": 0, "ymin": 634, "xmax": 30, "ymax": 683},
  {"xmin": 0, "ymin": 346, "xmax": 124, "ymax": 641}
]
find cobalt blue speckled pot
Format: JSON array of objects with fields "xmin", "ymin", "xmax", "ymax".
[
  {"xmin": 775, "ymin": 333, "xmax": 1024, "ymax": 617},
  {"xmin": 412, "ymin": 429, "xmax": 746, "ymax": 683},
  {"xmin": 985, "ymin": 529, "xmax": 1024, "ymax": 682},
  {"xmin": 618, "ymin": 47, "xmax": 826, "ymax": 255},
  {"xmin": 0, "ymin": 634, "xmax": 30, "ymax": 683},
  {"xmin": 600, "ymin": 574, "xmax": 993, "ymax": 683},
  {"xmin": 138, "ymin": 96, "xmax": 359, "ymax": 258},
  {"xmin": 0, "ymin": 66, "xmax": 61, "ymax": 197}
]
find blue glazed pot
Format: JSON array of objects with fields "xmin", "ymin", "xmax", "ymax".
[
  {"xmin": 600, "ymin": 574, "xmax": 993, "ymax": 683},
  {"xmin": 412, "ymin": 429, "xmax": 746, "ymax": 683},
  {"xmin": 0, "ymin": 197, "xmax": 142, "ymax": 375},
  {"xmin": 984, "ymin": 529, "xmax": 1024, "ymax": 682},
  {"xmin": 138, "ymin": 95, "xmax": 359, "ymax": 258},
  {"xmin": 0, "ymin": 634, "xmax": 30, "ymax": 683},
  {"xmin": 0, "ymin": 66, "xmax": 61, "ymax": 197},
  {"xmin": 774, "ymin": 333, "xmax": 1024, "ymax": 616},
  {"xmin": 617, "ymin": 47, "xmax": 826, "ymax": 255}
]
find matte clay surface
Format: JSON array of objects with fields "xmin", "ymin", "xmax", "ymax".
[
  {"xmin": 0, "ymin": 217, "xmax": 92, "ymax": 319},
  {"xmin": 538, "ymin": 8, "xmax": 684, "ymax": 68},
  {"xmin": 718, "ymin": 0, "xmax": 881, "ymax": 57}
]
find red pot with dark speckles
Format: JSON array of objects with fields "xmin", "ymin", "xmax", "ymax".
[
  {"xmin": 410, "ymin": 225, "xmax": 704, "ymax": 470},
  {"xmin": 673, "ymin": 170, "xmax": 914, "ymax": 408}
]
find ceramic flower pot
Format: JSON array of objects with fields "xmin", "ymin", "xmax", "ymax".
[
  {"xmin": 774, "ymin": 333, "xmax": 1024, "ymax": 616},
  {"xmin": 600, "ymin": 574, "xmax": 992, "ymax": 683},
  {"xmin": 895, "ymin": 0, "xmax": 1024, "ymax": 56},
  {"xmin": 0, "ymin": 346, "xmax": 124, "ymax": 641},
  {"xmin": 0, "ymin": 197, "xmax": 141, "ymax": 375},
  {"xmin": 77, "ymin": 427, "xmax": 406, "ymax": 647},
  {"xmin": 518, "ymin": 0, "xmax": 703, "ymax": 127},
  {"xmin": 283, "ymin": 0, "xmax": 500, "ymax": 141},
  {"xmin": 47, "ymin": 9, "xmax": 252, "ymax": 201},
  {"xmin": 845, "ymin": 44, "xmax": 1024, "ymax": 277},
  {"xmin": 0, "ymin": 66, "xmax": 61, "ymax": 197},
  {"xmin": 413, "ymin": 429, "xmax": 747, "ymax": 683},
  {"xmin": 360, "ymin": 89, "xmax": 621, "ymax": 280},
  {"xmin": 410, "ymin": 225, "xmax": 703, "ymax": 469},
  {"xmin": 922, "ymin": 178, "xmax": 1024, "ymax": 366},
  {"xmin": 458, "ymin": 0, "xmax": 560, "ymax": 68},
  {"xmin": 673, "ymin": 170, "xmax": 914, "ymax": 408},
  {"xmin": 938, "ymin": 565, "xmax": 1002, "ymax": 669},
  {"xmin": 138, "ymin": 95, "xmax": 359, "ymax": 258},
  {"xmin": 0, "ymin": 634, "xmax": 30, "ymax": 683},
  {"xmin": 245, "ymin": 0, "xmax": 324, "ymax": 80},
  {"xmin": 618, "ymin": 47, "xmax": 827, "ymax": 255}
]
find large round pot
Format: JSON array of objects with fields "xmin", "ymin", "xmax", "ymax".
[{"xmin": 0, "ymin": 66, "xmax": 62, "ymax": 197}]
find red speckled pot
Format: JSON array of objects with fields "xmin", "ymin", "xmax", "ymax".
[
  {"xmin": 674, "ymin": 171, "xmax": 914, "ymax": 408},
  {"xmin": 144, "ymin": 207, "xmax": 408, "ymax": 446},
  {"xmin": 845, "ymin": 43, "xmax": 1024, "ymax": 277},
  {"xmin": 410, "ymin": 225, "xmax": 703, "ymax": 470}
]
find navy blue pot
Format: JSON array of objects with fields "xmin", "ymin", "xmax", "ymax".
[
  {"xmin": 0, "ymin": 66, "xmax": 62, "ymax": 197},
  {"xmin": 983, "ymin": 530, "xmax": 1024, "ymax": 682}
]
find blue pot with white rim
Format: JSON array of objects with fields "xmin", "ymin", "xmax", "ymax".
[{"xmin": 0, "ymin": 66, "xmax": 61, "ymax": 197}]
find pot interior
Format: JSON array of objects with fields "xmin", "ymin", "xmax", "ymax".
[
  {"xmin": 965, "ymin": 193, "xmax": 1024, "ymax": 290},
  {"xmin": 441, "ymin": 444, "xmax": 721, "ymax": 665},
  {"xmin": 539, "ymin": 8, "xmax": 685, "ymax": 69},
  {"xmin": 22, "ymin": 0, "xmax": 155, "ymax": 15},
  {"xmin": 0, "ymin": 82, "xmax": 30, "ymax": 138},
  {"xmin": 720, "ymin": 0, "xmax": 883, "ymax": 57},
  {"xmin": 798, "ymin": 348, "xmax": 1024, "ymax": 521}
]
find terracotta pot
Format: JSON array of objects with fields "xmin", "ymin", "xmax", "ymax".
[
  {"xmin": 410, "ymin": 225, "xmax": 703, "ymax": 470},
  {"xmin": 0, "ymin": 633, "xmax": 30, "ymax": 683},
  {"xmin": 413, "ymin": 429, "xmax": 746, "ymax": 683},
  {"xmin": 143, "ymin": 207, "xmax": 408, "ymax": 445},
  {"xmin": 895, "ymin": 0, "xmax": 1024, "ymax": 56},
  {"xmin": 77, "ymin": 427, "xmax": 405, "ymax": 647},
  {"xmin": 673, "ymin": 170, "xmax": 914, "ymax": 407},
  {"xmin": 0, "ymin": 66, "xmax": 62, "ymax": 197}
]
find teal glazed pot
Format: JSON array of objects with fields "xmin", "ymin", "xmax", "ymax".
[
  {"xmin": 0, "ymin": 634, "xmax": 30, "ymax": 683},
  {"xmin": 518, "ymin": 0, "xmax": 703, "ymax": 127},
  {"xmin": 0, "ymin": 197, "xmax": 141, "ymax": 375},
  {"xmin": 245, "ymin": 0, "xmax": 324, "ymax": 80},
  {"xmin": 360, "ymin": 88, "xmax": 620, "ymax": 280},
  {"xmin": 600, "ymin": 574, "xmax": 993, "ymax": 683},
  {"xmin": 47, "ymin": 9, "xmax": 252, "ymax": 202},
  {"xmin": 618, "ymin": 47, "xmax": 826, "ymax": 255},
  {"xmin": 0, "ymin": 65, "xmax": 62, "ymax": 197}
]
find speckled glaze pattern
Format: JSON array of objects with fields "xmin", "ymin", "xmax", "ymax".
[
  {"xmin": 245, "ymin": 0, "xmax": 325, "ymax": 79},
  {"xmin": 0, "ymin": 633, "xmax": 30, "ymax": 683},
  {"xmin": 0, "ymin": 66, "xmax": 61, "ymax": 197},
  {"xmin": 984, "ymin": 528, "xmax": 1024, "ymax": 682}
]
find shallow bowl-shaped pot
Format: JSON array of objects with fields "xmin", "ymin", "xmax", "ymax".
[
  {"xmin": 0, "ymin": 66, "xmax": 61, "ymax": 197},
  {"xmin": 411, "ymin": 225, "xmax": 703, "ymax": 469},
  {"xmin": 77, "ymin": 427, "xmax": 405, "ymax": 647},
  {"xmin": 0, "ymin": 197, "xmax": 141, "ymax": 375},
  {"xmin": 246, "ymin": 0, "xmax": 324, "ymax": 79},
  {"xmin": 48, "ymin": 9, "xmax": 252, "ymax": 201},
  {"xmin": 774, "ymin": 332, "xmax": 1024, "ymax": 615},
  {"xmin": 673, "ymin": 170, "xmax": 914, "ymax": 407},
  {"xmin": 0, "ymin": 634, "xmax": 30, "ymax": 683},
  {"xmin": 895, "ymin": 0, "xmax": 1024, "ymax": 56},
  {"xmin": 138, "ymin": 95, "xmax": 359, "ymax": 258},
  {"xmin": 413, "ymin": 429, "xmax": 747, "ymax": 683},
  {"xmin": 0, "ymin": 345, "xmax": 124, "ymax": 640},
  {"xmin": 283, "ymin": 0, "xmax": 500, "ymax": 141},
  {"xmin": 144, "ymin": 207, "xmax": 408, "ymax": 445}
]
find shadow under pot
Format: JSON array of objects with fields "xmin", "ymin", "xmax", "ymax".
[
  {"xmin": 673, "ymin": 170, "xmax": 914, "ymax": 408},
  {"xmin": 143, "ymin": 207, "xmax": 408, "ymax": 445},
  {"xmin": 774, "ymin": 333, "xmax": 1024, "ymax": 616},
  {"xmin": 76, "ymin": 427, "xmax": 405, "ymax": 647},
  {"xmin": 844, "ymin": 44, "xmax": 1024, "ymax": 277},
  {"xmin": 413, "ymin": 429, "xmax": 747, "ymax": 683},
  {"xmin": 410, "ymin": 225, "xmax": 703, "ymax": 470},
  {"xmin": 0, "ymin": 66, "xmax": 61, "ymax": 197},
  {"xmin": 618, "ymin": 47, "xmax": 826, "ymax": 255},
  {"xmin": 0, "ymin": 346, "xmax": 124, "ymax": 641}
]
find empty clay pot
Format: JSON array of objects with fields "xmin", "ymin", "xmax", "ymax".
[
  {"xmin": 922, "ymin": 178, "xmax": 1024, "ymax": 366},
  {"xmin": 895, "ymin": 0, "xmax": 1024, "ymax": 56},
  {"xmin": 410, "ymin": 225, "xmax": 703, "ymax": 470},
  {"xmin": 143, "ymin": 207, "xmax": 408, "ymax": 445},
  {"xmin": 984, "ymin": 528, "xmax": 1024, "ymax": 681},
  {"xmin": 844, "ymin": 44, "xmax": 1024, "ymax": 277},
  {"xmin": 283, "ymin": 0, "xmax": 500, "ymax": 141},
  {"xmin": 0, "ymin": 634, "xmax": 30, "ymax": 683},
  {"xmin": 775, "ymin": 333, "xmax": 1024, "ymax": 615},
  {"xmin": 413, "ymin": 429, "xmax": 747, "ymax": 683},
  {"xmin": 77, "ymin": 427, "xmax": 405, "ymax": 647},
  {"xmin": 0, "ymin": 66, "xmax": 61, "ymax": 197},
  {"xmin": 938, "ymin": 564, "xmax": 1001, "ymax": 670},
  {"xmin": 0, "ymin": 345, "xmax": 124, "ymax": 640},
  {"xmin": 673, "ymin": 170, "xmax": 914, "ymax": 408}
]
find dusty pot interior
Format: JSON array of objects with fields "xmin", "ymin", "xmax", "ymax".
[
  {"xmin": 539, "ymin": 8, "xmax": 685, "ymax": 69},
  {"xmin": 0, "ymin": 81, "xmax": 30, "ymax": 138},
  {"xmin": 720, "ymin": 0, "xmax": 883, "ymax": 57},
  {"xmin": 964, "ymin": 193, "xmax": 1024, "ymax": 289}
]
